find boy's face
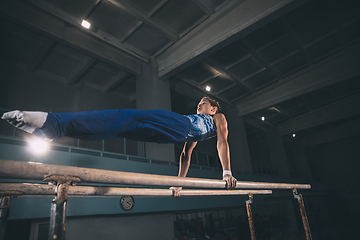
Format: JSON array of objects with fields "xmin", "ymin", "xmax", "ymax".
[{"xmin": 197, "ymin": 99, "xmax": 216, "ymax": 115}]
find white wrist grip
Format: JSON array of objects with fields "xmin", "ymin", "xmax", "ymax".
[{"xmin": 223, "ymin": 170, "xmax": 232, "ymax": 177}]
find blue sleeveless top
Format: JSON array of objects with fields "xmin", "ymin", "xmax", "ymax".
[{"xmin": 183, "ymin": 114, "xmax": 217, "ymax": 142}]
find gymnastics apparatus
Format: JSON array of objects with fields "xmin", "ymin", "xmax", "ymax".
[{"xmin": 0, "ymin": 97, "xmax": 313, "ymax": 240}]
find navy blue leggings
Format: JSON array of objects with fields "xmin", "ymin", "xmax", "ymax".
[{"xmin": 33, "ymin": 109, "xmax": 191, "ymax": 143}]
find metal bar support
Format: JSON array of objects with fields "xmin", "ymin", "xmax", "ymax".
[
  {"xmin": 47, "ymin": 176, "xmax": 80, "ymax": 240},
  {"xmin": 49, "ymin": 183, "xmax": 68, "ymax": 240},
  {"xmin": 246, "ymin": 194, "xmax": 256, "ymax": 240},
  {"xmin": 293, "ymin": 189, "xmax": 312, "ymax": 240},
  {"xmin": 0, "ymin": 196, "xmax": 11, "ymax": 240}
]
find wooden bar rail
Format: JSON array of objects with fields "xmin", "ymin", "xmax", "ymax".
[
  {"xmin": 0, "ymin": 183, "xmax": 273, "ymax": 197},
  {"xmin": 0, "ymin": 160, "xmax": 311, "ymax": 189}
]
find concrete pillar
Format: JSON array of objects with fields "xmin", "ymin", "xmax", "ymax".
[
  {"xmin": 136, "ymin": 60, "xmax": 175, "ymax": 162},
  {"xmin": 223, "ymin": 105, "xmax": 253, "ymax": 173},
  {"xmin": 267, "ymin": 131, "xmax": 291, "ymax": 178},
  {"xmin": 293, "ymin": 141, "xmax": 313, "ymax": 181}
]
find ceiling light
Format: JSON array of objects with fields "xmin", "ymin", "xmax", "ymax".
[
  {"xmin": 292, "ymin": 133, "xmax": 296, "ymax": 138},
  {"xmin": 261, "ymin": 116, "xmax": 265, "ymax": 121},
  {"xmin": 81, "ymin": 20, "xmax": 91, "ymax": 29},
  {"xmin": 28, "ymin": 139, "xmax": 50, "ymax": 155},
  {"xmin": 206, "ymin": 86, "xmax": 211, "ymax": 91}
]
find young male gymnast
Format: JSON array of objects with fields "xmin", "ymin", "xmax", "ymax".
[{"xmin": 2, "ymin": 97, "xmax": 237, "ymax": 196}]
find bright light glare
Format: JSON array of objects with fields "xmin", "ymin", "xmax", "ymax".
[
  {"xmin": 28, "ymin": 139, "xmax": 49, "ymax": 155},
  {"xmin": 81, "ymin": 20, "xmax": 91, "ymax": 29},
  {"xmin": 261, "ymin": 116, "xmax": 265, "ymax": 121},
  {"xmin": 206, "ymin": 86, "xmax": 211, "ymax": 91},
  {"xmin": 292, "ymin": 133, "xmax": 296, "ymax": 138}
]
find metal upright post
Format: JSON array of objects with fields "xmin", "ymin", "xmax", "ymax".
[
  {"xmin": 293, "ymin": 189, "xmax": 312, "ymax": 240},
  {"xmin": 246, "ymin": 194, "xmax": 256, "ymax": 240},
  {"xmin": 46, "ymin": 176, "xmax": 81, "ymax": 240},
  {"xmin": 49, "ymin": 183, "xmax": 69, "ymax": 240},
  {"xmin": 0, "ymin": 196, "xmax": 11, "ymax": 240}
]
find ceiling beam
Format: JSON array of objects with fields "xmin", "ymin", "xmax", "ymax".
[
  {"xmin": 148, "ymin": 0, "xmax": 170, "ymax": 17},
  {"xmin": 67, "ymin": 58, "xmax": 97, "ymax": 86},
  {"xmin": 203, "ymin": 58, "xmax": 254, "ymax": 93},
  {"xmin": 170, "ymin": 78, "xmax": 205, "ymax": 103},
  {"xmin": 84, "ymin": 81, "xmax": 133, "ymax": 102},
  {"xmin": 236, "ymin": 43, "xmax": 360, "ymax": 117},
  {"xmin": 107, "ymin": 0, "xmax": 179, "ymax": 42},
  {"xmin": 301, "ymin": 119, "xmax": 360, "ymax": 147},
  {"xmin": 0, "ymin": 0, "xmax": 143, "ymax": 76},
  {"xmin": 1, "ymin": 19, "xmax": 56, "ymax": 72},
  {"xmin": 27, "ymin": 38, "xmax": 56, "ymax": 72},
  {"xmin": 28, "ymin": 0, "xmax": 149, "ymax": 63},
  {"xmin": 119, "ymin": 21, "xmax": 143, "ymax": 44},
  {"xmin": 190, "ymin": 0, "xmax": 215, "ymax": 16},
  {"xmin": 326, "ymin": 1, "xmax": 349, "ymax": 48},
  {"xmin": 237, "ymin": 40, "xmax": 282, "ymax": 80},
  {"xmin": 280, "ymin": 17, "xmax": 313, "ymax": 66},
  {"xmin": 80, "ymin": 0, "xmax": 102, "ymax": 20},
  {"xmin": 156, "ymin": 0, "xmax": 309, "ymax": 79},
  {"xmin": 102, "ymin": 72, "xmax": 131, "ymax": 93},
  {"xmin": 277, "ymin": 94, "xmax": 360, "ymax": 135},
  {"xmin": 215, "ymin": 83, "xmax": 237, "ymax": 95}
]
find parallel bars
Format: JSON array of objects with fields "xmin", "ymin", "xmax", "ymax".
[{"xmin": 0, "ymin": 160, "xmax": 312, "ymax": 240}]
